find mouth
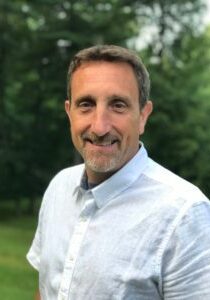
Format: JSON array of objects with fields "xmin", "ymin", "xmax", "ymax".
[
  {"xmin": 81, "ymin": 133, "xmax": 120, "ymax": 152},
  {"xmin": 85, "ymin": 138, "xmax": 118, "ymax": 147}
]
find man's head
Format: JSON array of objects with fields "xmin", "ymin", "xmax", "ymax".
[
  {"xmin": 65, "ymin": 45, "xmax": 153, "ymax": 184},
  {"xmin": 67, "ymin": 45, "xmax": 150, "ymax": 108}
]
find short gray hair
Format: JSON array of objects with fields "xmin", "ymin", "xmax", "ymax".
[{"xmin": 67, "ymin": 45, "xmax": 150, "ymax": 108}]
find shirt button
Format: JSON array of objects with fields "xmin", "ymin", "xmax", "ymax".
[
  {"xmin": 69, "ymin": 256, "xmax": 74, "ymax": 262},
  {"xmin": 60, "ymin": 292, "xmax": 66, "ymax": 300},
  {"xmin": 80, "ymin": 216, "xmax": 87, "ymax": 222}
]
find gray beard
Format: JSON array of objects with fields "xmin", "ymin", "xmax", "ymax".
[
  {"xmin": 83, "ymin": 152, "xmax": 121, "ymax": 173},
  {"xmin": 85, "ymin": 158, "xmax": 118, "ymax": 173}
]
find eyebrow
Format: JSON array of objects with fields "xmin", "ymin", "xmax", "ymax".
[
  {"xmin": 73, "ymin": 94, "xmax": 131, "ymax": 106},
  {"xmin": 107, "ymin": 94, "xmax": 131, "ymax": 104},
  {"xmin": 74, "ymin": 95, "xmax": 96, "ymax": 106}
]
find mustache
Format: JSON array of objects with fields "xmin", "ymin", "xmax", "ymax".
[{"xmin": 81, "ymin": 133, "xmax": 119, "ymax": 145}]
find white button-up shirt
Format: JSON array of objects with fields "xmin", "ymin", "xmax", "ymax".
[{"xmin": 27, "ymin": 145, "xmax": 210, "ymax": 299}]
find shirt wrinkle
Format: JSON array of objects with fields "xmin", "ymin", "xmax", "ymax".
[
  {"xmin": 26, "ymin": 144, "xmax": 210, "ymax": 300},
  {"xmin": 92, "ymin": 145, "xmax": 148, "ymax": 209}
]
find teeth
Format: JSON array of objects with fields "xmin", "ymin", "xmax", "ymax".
[
  {"xmin": 93, "ymin": 142, "xmax": 112, "ymax": 146},
  {"xmin": 84, "ymin": 137, "xmax": 117, "ymax": 146}
]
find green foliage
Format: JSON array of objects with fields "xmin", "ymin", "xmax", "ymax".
[
  {"xmin": 0, "ymin": 0, "xmax": 210, "ymax": 203},
  {"xmin": 143, "ymin": 27, "xmax": 210, "ymax": 196},
  {"xmin": 0, "ymin": 0, "xmax": 140, "ymax": 200}
]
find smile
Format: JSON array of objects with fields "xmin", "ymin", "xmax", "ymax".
[
  {"xmin": 85, "ymin": 139, "xmax": 118, "ymax": 146},
  {"xmin": 83, "ymin": 138, "xmax": 119, "ymax": 153}
]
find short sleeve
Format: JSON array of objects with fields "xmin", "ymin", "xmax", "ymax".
[
  {"xmin": 26, "ymin": 223, "xmax": 41, "ymax": 271},
  {"xmin": 26, "ymin": 189, "xmax": 48, "ymax": 271},
  {"xmin": 162, "ymin": 201, "xmax": 210, "ymax": 299}
]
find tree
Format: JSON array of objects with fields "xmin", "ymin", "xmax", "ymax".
[
  {"xmin": 1, "ymin": 0, "xmax": 209, "ymax": 211},
  {"xmin": 0, "ymin": 0, "xmax": 140, "ymax": 208},
  {"xmin": 143, "ymin": 26, "xmax": 210, "ymax": 196}
]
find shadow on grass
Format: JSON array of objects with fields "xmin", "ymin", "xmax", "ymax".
[{"xmin": 0, "ymin": 198, "xmax": 41, "ymax": 222}]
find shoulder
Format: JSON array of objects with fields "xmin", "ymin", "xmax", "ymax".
[
  {"xmin": 143, "ymin": 158, "xmax": 209, "ymax": 207},
  {"xmin": 37, "ymin": 163, "xmax": 85, "ymax": 216},
  {"xmin": 44, "ymin": 163, "xmax": 85, "ymax": 196},
  {"xmin": 50, "ymin": 163, "xmax": 84, "ymax": 184}
]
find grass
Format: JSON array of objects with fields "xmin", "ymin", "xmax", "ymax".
[{"xmin": 0, "ymin": 202, "xmax": 39, "ymax": 300}]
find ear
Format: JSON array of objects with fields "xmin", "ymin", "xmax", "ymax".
[
  {"xmin": 65, "ymin": 100, "xmax": 71, "ymax": 121},
  {"xmin": 139, "ymin": 100, "xmax": 153, "ymax": 135}
]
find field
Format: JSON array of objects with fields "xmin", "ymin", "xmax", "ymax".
[{"xmin": 0, "ymin": 203, "xmax": 38, "ymax": 299}]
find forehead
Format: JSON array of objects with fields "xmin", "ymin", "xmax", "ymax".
[{"xmin": 70, "ymin": 61, "xmax": 138, "ymax": 93}]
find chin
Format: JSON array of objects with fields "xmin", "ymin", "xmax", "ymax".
[{"xmin": 85, "ymin": 159, "xmax": 121, "ymax": 174}]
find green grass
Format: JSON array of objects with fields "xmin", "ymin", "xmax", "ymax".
[{"xmin": 0, "ymin": 206, "xmax": 39, "ymax": 300}]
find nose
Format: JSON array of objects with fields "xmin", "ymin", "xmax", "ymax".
[{"xmin": 91, "ymin": 106, "xmax": 111, "ymax": 137}]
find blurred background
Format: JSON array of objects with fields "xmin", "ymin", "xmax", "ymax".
[{"xmin": 1, "ymin": 0, "xmax": 210, "ymax": 298}]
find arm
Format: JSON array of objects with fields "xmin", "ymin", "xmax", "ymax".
[
  {"xmin": 162, "ymin": 202, "xmax": 210, "ymax": 299},
  {"xmin": 35, "ymin": 291, "xmax": 41, "ymax": 300}
]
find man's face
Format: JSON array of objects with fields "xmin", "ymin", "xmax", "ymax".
[{"xmin": 65, "ymin": 61, "xmax": 152, "ymax": 183}]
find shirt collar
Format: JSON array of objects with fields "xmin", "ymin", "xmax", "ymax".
[
  {"xmin": 72, "ymin": 166, "xmax": 86, "ymax": 196},
  {"xmin": 91, "ymin": 143, "xmax": 149, "ymax": 209}
]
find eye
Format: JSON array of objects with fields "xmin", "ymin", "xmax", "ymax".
[
  {"xmin": 111, "ymin": 99, "xmax": 128, "ymax": 112},
  {"xmin": 77, "ymin": 99, "xmax": 95, "ymax": 112}
]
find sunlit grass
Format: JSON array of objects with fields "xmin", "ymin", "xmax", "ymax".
[{"xmin": 0, "ymin": 206, "xmax": 39, "ymax": 300}]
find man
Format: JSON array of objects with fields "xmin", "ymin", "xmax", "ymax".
[{"xmin": 27, "ymin": 45, "xmax": 210, "ymax": 300}]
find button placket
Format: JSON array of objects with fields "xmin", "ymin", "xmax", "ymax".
[{"xmin": 58, "ymin": 191, "xmax": 96, "ymax": 300}]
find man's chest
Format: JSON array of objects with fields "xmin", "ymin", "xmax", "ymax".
[{"xmin": 40, "ymin": 194, "xmax": 168, "ymax": 299}]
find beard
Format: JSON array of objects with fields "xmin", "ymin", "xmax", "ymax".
[
  {"xmin": 83, "ymin": 150, "xmax": 121, "ymax": 173},
  {"xmin": 80, "ymin": 132, "xmax": 122, "ymax": 173}
]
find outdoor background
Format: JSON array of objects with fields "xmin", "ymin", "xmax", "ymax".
[{"xmin": 1, "ymin": 0, "xmax": 210, "ymax": 298}]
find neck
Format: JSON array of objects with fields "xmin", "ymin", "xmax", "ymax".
[{"xmin": 86, "ymin": 169, "xmax": 115, "ymax": 185}]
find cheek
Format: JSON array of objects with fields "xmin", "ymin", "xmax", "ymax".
[
  {"xmin": 70, "ymin": 117, "xmax": 81, "ymax": 133},
  {"xmin": 128, "ymin": 118, "xmax": 141, "ymax": 135},
  {"xmin": 70, "ymin": 115, "xmax": 89, "ymax": 133},
  {"xmin": 120, "ymin": 125, "xmax": 140, "ymax": 146},
  {"xmin": 70, "ymin": 123, "xmax": 86, "ymax": 146},
  {"xmin": 70, "ymin": 124, "xmax": 79, "ymax": 142}
]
